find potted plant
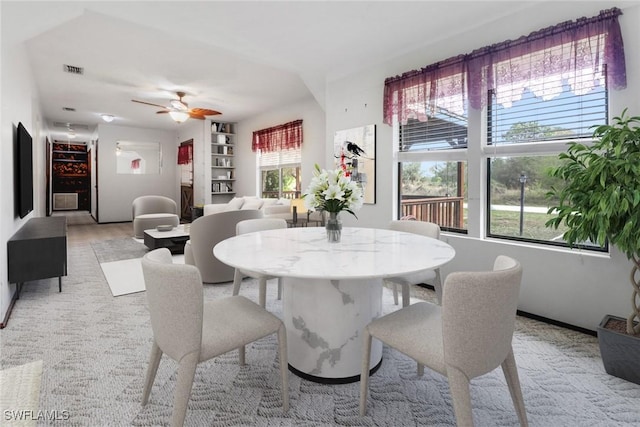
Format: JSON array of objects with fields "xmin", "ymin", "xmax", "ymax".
[{"xmin": 545, "ymin": 109, "xmax": 640, "ymax": 384}]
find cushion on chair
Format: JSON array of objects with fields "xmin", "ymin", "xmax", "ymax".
[
  {"xmin": 133, "ymin": 213, "xmax": 179, "ymax": 238},
  {"xmin": 366, "ymin": 301, "xmax": 446, "ymax": 374},
  {"xmin": 200, "ymin": 296, "xmax": 283, "ymax": 360}
]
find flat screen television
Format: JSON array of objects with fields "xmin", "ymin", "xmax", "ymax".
[{"xmin": 15, "ymin": 122, "xmax": 33, "ymax": 218}]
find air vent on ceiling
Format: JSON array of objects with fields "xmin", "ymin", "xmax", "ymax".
[
  {"xmin": 62, "ymin": 107, "xmax": 76, "ymax": 112},
  {"xmin": 62, "ymin": 64, "xmax": 84, "ymax": 75},
  {"xmin": 52, "ymin": 122, "xmax": 90, "ymax": 130}
]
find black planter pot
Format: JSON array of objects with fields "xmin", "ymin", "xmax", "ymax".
[{"xmin": 597, "ymin": 314, "xmax": 640, "ymax": 385}]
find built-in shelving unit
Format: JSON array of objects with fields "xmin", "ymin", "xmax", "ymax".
[
  {"xmin": 210, "ymin": 121, "xmax": 236, "ymax": 202},
  {"xmin": 52, "ymin": 142, "xmax": 89, "ymax": 210}
]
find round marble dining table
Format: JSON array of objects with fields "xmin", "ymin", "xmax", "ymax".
[{"xmin": 213, "ymin": 226, "xmax": 456, "ymax": 383}]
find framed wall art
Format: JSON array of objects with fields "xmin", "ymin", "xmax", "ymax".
[{"xmin": 334, "ymin": 124, "xmax": 376, "ymax": 204}]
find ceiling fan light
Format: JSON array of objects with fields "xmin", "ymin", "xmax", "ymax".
[
  {"xmin": 170, "ymin": 99, "xmax": 188, "ymax": 111},
  {"xmin": 169, "ymin": 111, "xmax": 190, "ymax": 123}
]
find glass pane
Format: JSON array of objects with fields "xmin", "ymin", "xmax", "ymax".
[
  {"xmin": 281, "ymin": 167, "xmax": 301, "ymax": 199},
  {"xmin": 261, "ymin": 169, "xmax": 280, "ymax": 198},
  {"xmin": 488, "ymin": 85, "xmax": 606, "ymax": 145},
  {"xmin": 399, "ymin": 161, "xmax": 467, "ymax": 231},
  {"xmin": 487, "ymin": 155, "xmax": 602, "ymax": 249}
]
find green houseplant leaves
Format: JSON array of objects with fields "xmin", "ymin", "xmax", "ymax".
[{"xmin": 546, "ymin": 109, "xmax": 640, "ymax": 335}]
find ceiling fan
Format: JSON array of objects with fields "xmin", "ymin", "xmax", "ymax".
[{"xmin": 131, "ymin": 91, "xmax": 221, "ymax": 122}]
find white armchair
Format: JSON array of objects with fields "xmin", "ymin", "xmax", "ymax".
[
  {"xmin": 132, "ymin": 195, "xmax": 180, "ymax": 238},
  {"xmin": 184, "ymin": 209, "xmax": 263, "ymax": 283}
]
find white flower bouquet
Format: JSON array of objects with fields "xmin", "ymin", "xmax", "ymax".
[{"xmin": 303, "ymin": 164, "xmax": 363, "ymax": 217}]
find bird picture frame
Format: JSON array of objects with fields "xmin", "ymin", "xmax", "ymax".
[{"xmin": 334, "ymin": 124, "xmax": 376, "ymax": 204}]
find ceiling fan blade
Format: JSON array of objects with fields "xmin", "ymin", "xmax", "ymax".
[
  {"xmin": 188, "ymin": 113, "xmax": 206, "ymax": 120},
  {"xmin": 189, "ymin": 108, "xmax": 221, "ymax": 116},
  {"xmin": 156, "ymin": 111, "xmax": 169, "ymax": 114},
  {"xmin": 132, "ymin": 99, "xmax": 169, "ymax": 110}
]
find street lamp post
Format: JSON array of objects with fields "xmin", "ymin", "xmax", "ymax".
[{"xmin": 519, "ymin": 172, "xmax": 527, "ymax": 236}]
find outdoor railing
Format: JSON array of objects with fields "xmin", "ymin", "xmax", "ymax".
[
  {"xmin": 400, "ymin": 196, "xmax": 465, "ymax": 229},
  {"xmin": 261, "ymin": 191, "xmax": 301, "ymax": 200}
]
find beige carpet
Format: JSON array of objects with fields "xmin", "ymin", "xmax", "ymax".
[
  {"xmin": 2, "ymin": 240, "xmax": 640, "ymax": 426},
  {"xmin": 0, "ymin": 360, "xmax": 43, "ymax": 426}
]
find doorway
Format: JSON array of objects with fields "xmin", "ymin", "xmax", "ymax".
[{"xmin": 178, "ymin": 139, "xmax": 194, "ymax": 221}]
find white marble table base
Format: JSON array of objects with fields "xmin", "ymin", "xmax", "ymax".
[{"xmin": 283, "ymin": 277, "xmax": 383, "ymax": 383}]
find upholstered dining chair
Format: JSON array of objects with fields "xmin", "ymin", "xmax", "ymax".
[
  {"xmin": 141, "ymin": 248, "xmax": 289, "ymax": 427},
  {"xmin": 184, "ymin": 209, "xmax": 263, "ymax": 283},
  {"xmin": 386, "ymin": 220, "xmax": 443, "ymax": 306},
  {"xmin": 360, "ymin": 255, "xmax": 527, "ymax": 427},
  {"xmin": 233, "ymin": 218, "xmax": 288, "ymax": 307}
]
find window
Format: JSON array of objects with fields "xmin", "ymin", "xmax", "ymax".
[
  {"xmin": 252, "ymin": 119, "xmax": 303, "ymax": 199},
  {"xmin": 399, "ymin": 160, "xmax": 467, "ymax": 232},
  {"xmin": 386, "ymin": 8, "xmax": 626, "ymax": 250},
  {"xmin": 259, "ymin": 148, "xmax": 301, "ymax": 199}
]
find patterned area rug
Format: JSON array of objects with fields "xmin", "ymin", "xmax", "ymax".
[
  {"xmin": 0, "ymin": 360, "xmax": 43, "ymax": 426},
  {"xmin": 91, "ymin": 238, "xmax": 149, "ymax": 263},
  {"xmin": 1, "ymin": 241, "xmax": 639, "ymax": 426}
]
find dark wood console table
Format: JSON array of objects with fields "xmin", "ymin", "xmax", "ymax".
[{"xmin": 7, "ymin": 216, "xmax": 67, "ymax": 298}]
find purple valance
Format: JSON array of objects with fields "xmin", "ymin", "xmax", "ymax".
[{"xmin": 383, "ymin": 7, "xmax": 626, "ymax": 125}]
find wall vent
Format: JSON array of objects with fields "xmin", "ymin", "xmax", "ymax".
[
  {"xmin": 53, "ymin": 193, "xmax": 78, "ymax": 210},
  {"xmin": 62, "ymin": 64, "xmax": 84, "ymax": 75},
  {"xmin": 53, "ymin": 122, "xmax": 89, "ymax": 130}
]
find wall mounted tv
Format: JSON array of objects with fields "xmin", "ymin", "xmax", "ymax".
[{"xmin": 15, "ymin": 122, "xmax": 33, "ymax": 218}]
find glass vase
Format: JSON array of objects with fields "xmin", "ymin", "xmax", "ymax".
[{"xmin": 325, "ymin": 212, "xmax": 342, "ymax": 243}]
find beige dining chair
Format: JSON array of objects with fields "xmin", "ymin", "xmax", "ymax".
[
  {"xmin": 141, "ymin": 248, "xmax": 289, "ymax": 427},
  {"xmin": 386, "ymin": 220, "xmax": 443, "ymax": 306},
  {"xmin": 232, "ymin": 218, "xmax": 288, "ymax": 307},
  {"xmin": 360, "ymin": 255, "xmax": 527, "ymax": 427}
]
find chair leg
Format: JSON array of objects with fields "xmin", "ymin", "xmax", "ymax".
[
  {"xmin": 392, "ymin": 281, "xmax": 399, "ymax": 305},
  {"xmin": 359, "ymin": 328, "xmax": 373, "ymax": 416},
  {"xmin": 277, "ymin": 323, "xmax": 289, "ymax": 412},
  {"xmin": 238, "ymin": 345, "xmax": 246, "ymax": 366},
  {"xmin": 141, "ymin": 341, "xmax": 163, "ymax": 406},
  {"xmin": 501, "ymin": 348, "xmax": 528, "ymax": 427},
  {"xmin": 232, "ymin": 269, "xmax": 243, "ymax": 296},
  {"xmin": 434, "ymin": 268, "xmax": 443, "ymax": 305},
  {"xmin": 401, "ymin": 283, "xmax": 411, "ymax": 308},
  {"xmin": 446, "ymin": 366, "xmax": 474, "ymax": 427},
  {"xmin": 171, "ymin": 352, "xmax": 199, "ymax": 427},
  {"xmin": 258, "ymin": 278, "xmax": 267, "ymax": 308},
  {"xmin": 277, "ymin": 277, "xmax": 283, "ymax": 300},
  {"xmin": 417, "ymin": 362, "xmax": 424, "ymax": 377}
]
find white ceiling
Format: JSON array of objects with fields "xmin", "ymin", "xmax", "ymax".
[{"xmin": 4, "ymin": 0, "xmax": 550, "ymax": 142}]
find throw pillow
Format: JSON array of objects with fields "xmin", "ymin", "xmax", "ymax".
[
  {"xmin": 241, "ymin": 199, "xmax": 264, "ymax": 210},
  {"xmin": 226, "ymin": 197, "xmax": 245, "ymax": 210}
]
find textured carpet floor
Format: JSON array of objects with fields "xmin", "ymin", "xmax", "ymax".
[
  {"xmin": 0, "ymin": 360, "xmax": 42, "ymax": 426},
  {"xmin": 1, "ymin": 240, "xmax": 639, "ymax": 426}
]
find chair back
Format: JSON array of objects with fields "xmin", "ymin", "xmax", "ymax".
[
  {"xmin": 141, "ymin": 248, "xmax": 204, "ymax": 361},
  {"xmin": 441, "ymin": 255, "xmax": 523, "ymax": 378},
  {"xmin": 133, "ymin": 195, "xmax": 178, "ymax": 217},
  {"xmin": 237, "ymin": 218, "xmax": 287, "ymax": 235},
  {"xmin": 388, "ymin": 219, "xmax": 440, "ymax": 240},
  {"xmin": 189, "ymin": 209, "xmax": 264, "ymax": 283}
]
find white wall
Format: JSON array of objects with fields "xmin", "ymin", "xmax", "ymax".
[
  {"xmin": 0, "ymin": 22, "xmax": 47, "ymax": 322},
  {"xmin": 235, "ymin": 96, "xmax": 325, "ymax": 197},
  {"xmin": 322, "ymin": 1, "xmax": 640, "ymax": 332},
  {"xmin": 96, "ymin": 124, "xmax": 178, "ymax": 223}
]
